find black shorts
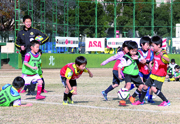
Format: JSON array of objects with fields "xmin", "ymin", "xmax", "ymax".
[
  {"xmin": 124, "ymin": 74, "xmax": 144, "ymax": 87},
  {"xmin": 145, "ymin": 77, "xmax": 163, "ymax": 90},
  {"xmin": 112, "ymin": 70, "xmax": 124, "ymax": 85},
  {"xmin": 60, "ymin": 76, "xmax": 77, "ymax": 88},
  {"xmin": 168, "ymin": 74, "xmax": 173, "ymax": 78}
]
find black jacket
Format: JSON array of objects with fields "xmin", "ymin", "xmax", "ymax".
[{"xmin": 15, "ymin": 26, "xmax": 49, "ymax": 57}]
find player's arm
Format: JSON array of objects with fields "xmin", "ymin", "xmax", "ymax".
[
  {"xmin": 138, "ymin": 54, "xmax": 146, "ymax": 64},
  {"xmin": 13, "ymin": 99, "xmax": 32, "ymax": 107},
  {"xmin": 160, "ymin": 51, "xmax": 170, "ymax": 63},
  {"xmin": 15, "ymin": 32, "xmax": 25, "ymax": 50},
  {"xmin": 35, "ymin": 29, "xmax": 49, "ymax": 45},
  {"xmin": 118, "ymin": 57, "xmax": 129, "ymax": 79},
  {"xmin": 24, "ymin": 53, "xmax": 37, "ymax": 70},
  {"xmin": 65, "ymin": 68, "xmax": 77, "ymax": 95},
  {"xmin": 86, "ymin": 68, "xmax": 93, "ymax": 77}
]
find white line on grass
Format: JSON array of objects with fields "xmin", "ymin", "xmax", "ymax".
[{"xmin": 22, "ymin": 100, "xmax": 180, "ymax": 114}]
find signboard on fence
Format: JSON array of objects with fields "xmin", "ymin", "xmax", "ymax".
[
  {"xmin": 55, "ymin": 36, "xmax": 79, "ymax": 47},
  {"xmin": 85, "ymin": 38, "xmax": 105, "ymax": 51},
  {"xmin": 172, "ymin": 38, "xmax": 180, "ymax": 49},
  {"xmin": 106, "ymin": 38, "xmax": 141, "ymax": 48}
]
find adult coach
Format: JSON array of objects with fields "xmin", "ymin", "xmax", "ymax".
[
  {"xmin": 15, "ymin": 15, "xmax": 49, "ymax": 94},
  {"xmin": 15, "ymin": 15, "xmax": 49, "ymax": 62}
]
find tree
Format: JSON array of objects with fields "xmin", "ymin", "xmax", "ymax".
[{"xmin": 0, "ymin": 0, "xmax": 15, "ymax": 42}]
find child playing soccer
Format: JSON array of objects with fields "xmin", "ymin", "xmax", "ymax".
[
  {"xmin": 22, "ymin": 40, "xmax": 45, "ymax": 100},
  {"xmin": 0, "ymin": 76, "xmax": 32, "ymax": 107},
  {"xmin": 60, "ymin": 56, "xmax": 93, "ymax": 105},
  {"xmin": 132, "ymin": 35, "xmax": 170, "ymax": 106},
  {"xmin": 101, "ymin": 41, "xmax": 129, "ymax": 100},
  {"xmin": 138, "ymin": 36, "xmax": 155, "ymax": 103},
  {"xmin": 118, "ymin": 41, "xmax": 146, "ymax": 106}
]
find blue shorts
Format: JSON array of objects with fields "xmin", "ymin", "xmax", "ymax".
[
  {"xmin": 112, "ymin": 70, "xmax": 124, "ymax": 85},
  {"xmin": 139, "ymin": 72, "xmax": 151, "ymax": 79}
]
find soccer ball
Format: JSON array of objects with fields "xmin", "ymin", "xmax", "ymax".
[
  {"xmin": 35, "ymin": 35, "xmax": 43, "ymax": 42},
  {"xmin": 117, "ymin": 88, "xmax": 130, "ymax": 100}
]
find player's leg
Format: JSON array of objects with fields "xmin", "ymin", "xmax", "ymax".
[
  {"xmin": 35, "ymin": 75, "xmax": 45, "ymax": 99},
  {"xmin": 102, "ymin": 70, "xmax": 122, "ymax": 101},
  {"xmin": 132, "ymin": 77, "xmax": 152, "ymax": 105},
  {"xmin": 67, "ymin": 80, "xmax": 77, "ymax": 104},
  {"xmin": 41, "ymin": 78, "xmax": 48, "ymax": 93},
  {"xmin": 151, "ymin": 81, "xmax": 170, "ymax": 106},
  {"xmin": 63, "ymin": 86, "xmax": 69, "ymax": 105}
]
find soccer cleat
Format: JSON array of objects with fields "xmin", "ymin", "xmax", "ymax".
[
  {"xmin": 148, "ymin": 99, "xmax": 155, "ymax": 103},
  {"xmin": 158, "ymin": 100, "xmax": 170, "ymax": 106},
  {"xmin": 132, "ymin": 100, "xmax": 144, "ymax": 105},
  {"xmin": 42, "ymin": 89, "xmax": 48, "ymax": 93},
  {"xmin": 36, "ymin": 95, "xmax": 46, "ymax": 100},
  {"xmin": 101, "ymin": 91, "xmax": 108, "ymax": 101},
  {"xmin": 119, "ymin": 100, "xmax": 126, "ymax": 106},
  {"xmin": 20, "ymin": 90, "xmax": 26, "ymax": 93},
  {"xmin": 67, "ymin": 97, "xmax": 74, "ymax": 104},
  {"xmin": 129, "ymin": 96, "xmax": 135, "ymax": 103},
  {"xmin": 63, "ymin": 101, "xmax": 68, "ymax": 105}
]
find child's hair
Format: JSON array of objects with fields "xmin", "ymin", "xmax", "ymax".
[
  {"xmin": 38, "ymin": 49, "xmax": 42, "ymax": 55},
  {"xmin": 122, "ymin": 40, "xmax": 130, "ymax": 48},
  {"xmin": 12, "ymin": 76, "xmax": 25, "ymax": 89},
  {"xmin": 171, "ymin": 59, "xmax": 175, "ymax": 63},
  {"xmin": 75, "ymin": 56, "xmax": 87, "ymax": 66},
  {"xmin": 30, "ymin": 40, "xmax": 40, "ymax": 47},
  {"xmin": 23, "ymin": 15, "xmax": 32, "ymax": 22},
  {"xmin": 140, "ymin": 36, "xmax": 151, "ymax": 47},
  {"xmin": 174, "ymin": 65, "xmax": 180, "ymax": 69},
  {"xmin": 127, "ymin": 41, "xmax": 138, "ymax": 50},
  {"xmin": 151, "ymin": 35, "xmax": 162, "ymax": 47}
]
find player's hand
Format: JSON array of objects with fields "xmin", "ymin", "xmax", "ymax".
[
  {"xmin": 26, "ymin": 103, "xmax": 33, "ymax": 106},
  {"xmin": 131, "ymin": 55, "xmax": 138, "ymax": 60},
  {"xmin": 100, "ymin": 63, "xmax": 103, "ymax": 66},
  {"xmin": 159, "ymin": 51, "xmax": 163, "ymax": 57},
  {"xmin": 32, "ymin": 66, "xmax": 38, "ymax": 70},
  {"xmin": 140, "ymin": 58, "xmax": 146, "ymax": 64},
  {"xmin": 89, "ymin": 73, "xmax": 93, "ymax": 78},
  {"xmin": 21, "ymin": 46, "xmax": 26, "ymax": 51},
  {"xmin": 119, "ymin": 74, "xmax": 123, "ymax": 79}
]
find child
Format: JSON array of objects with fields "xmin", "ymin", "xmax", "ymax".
[
  {"xmin": 0, "ymin": 76, "xmax": 32, "ymax": 107},
  {"xmin": 166, "ymin": 63, "xmax": 173, "ymax": 81},
  {"xmin": 21, "ymin": 40, "xmax": 45, "ymax": 100},
  {"xmin": 138, "ymin": 36, "xmax": 155, "ymax": 103},
  {"xmin": 132, "ymin": 35, "xmax": 170, "ymax": 106},
  {"xmin": 60, "ymin": 56, "xmax": 93, "ymax": 105},
  {"xmin": 169, "ymin": 59, "xmax": 177, "ymax": 75},
  {"xmin": 27, "ymin": 49, "xmax": 48, "ymax": 95},
  {"xmin": 118, "ymin": 41, "xmax": 146, "ymax": 106},
  {"xmin": 101, "ymin": 41, "xmax": 130, "ymax": 100},
  {"xmin": 169, "ymin": 65, "xmax": 180, "ymax": 81}
]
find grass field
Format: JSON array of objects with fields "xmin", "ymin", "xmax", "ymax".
[{"xmin": 0, "ymin": 68, "xmax": 180, "ymax": 124}]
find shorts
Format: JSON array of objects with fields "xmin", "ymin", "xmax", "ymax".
[
  {"xmin": 60, "ymin": 75, "xmax": 77, "ymax": 88},
  {"xmin": 168, "ymin": 74, "xmax": 173, "ymax": 78},
  {"xmin": 124, "ymin": 74, "xmax": 144, "ymax": 88},
  {"xmin": 112, "ymin": 70, "xmax": 124, "ymax": 85},
  {"xmin": 22, "ymin": 74, "xmax": 42, "ymax": 85},
  {"xmin": 145, "ymin": 77, "xmax": 163, "ymax": 90}
]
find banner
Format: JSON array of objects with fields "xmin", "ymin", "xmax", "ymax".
[
  {"xmin": 106, "ymin": 38, "xmax": 141, "ymax": 48},
  {"xmin": 85, "ymin": 38, "xmax": 105, "ymax": 51},
  {"xmin": 172, "ymin": 38, "xmax": 180, "ymax": 49},
  {"xmin": 55, "ymin": 36, "xmax": 79, "ymax": 47}
]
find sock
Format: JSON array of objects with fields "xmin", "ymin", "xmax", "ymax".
[
  {"xmin": 42, "ymin": 78, "xmax": 45, "ymax": 91},
  {"xmin": 68, "ymin": 92, "xmax": 73, "ymax": 99},
  {"xmin": 23, "ymin": 85, "xmax": 27, "ymax": 91},
  {"xmin": 105, "ymin": 85, "xmax": 114, "ymax": 94},
  {"xmin": 31, "ymin": 83, "xmax": 36, "ymax": 92},
  {"xmin": 140, "ymin": 88, "xmax": 147, "ymax": 102},
  {"xmin": 148, "ymin": 95, "xmax": 153, "ymax": 100},
  {"xmin": 63, "ymin": 92, "xmax": 68, "ymax": 101},
  {"xmin": 132, "ymin": 89, "xmax": 141, "ymax": 98},
  {"xmin": 130, "ymin": 84, "xmax": 135, "ymax": 90},
  {"xmin": 26, "ymin": 85, "xmax": 31, "ymax": 94},
  {"xmin": 146, "ymin": 87, "xmax": 150, "ymax": 97},
  {"xmin": 139, "ymin": 93, "xmax": 141, "ymax": 99},
  {"xmin": 37, "ymin": 85, "xmax": 42, "ymax": 96},
  {"xmin": 155, "ymin": 90, "xmax": 168, "ymax": 102}
]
